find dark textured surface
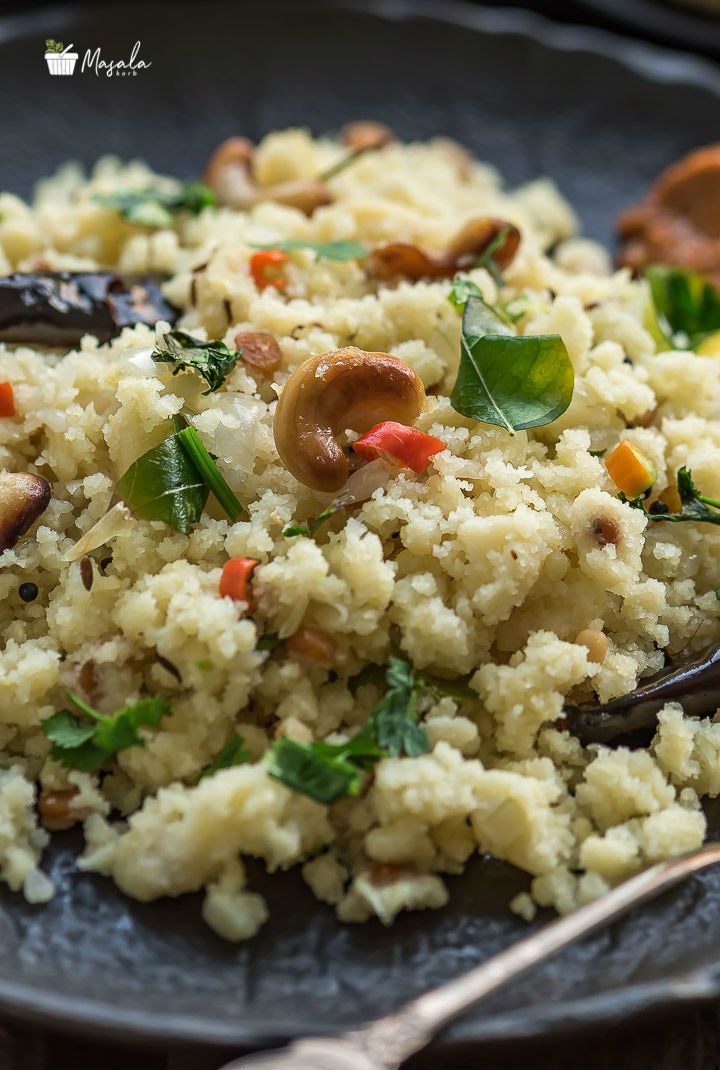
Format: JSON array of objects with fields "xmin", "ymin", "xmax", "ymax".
[
  {"xmin": 577, "ymin": 0, "xmax": 720, "ymax": 55},
  {"xmin": 2, "ymin": 0, "xmax": 720, "ymax": 1059}
]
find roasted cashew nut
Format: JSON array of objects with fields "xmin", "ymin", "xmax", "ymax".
[
  {"xmin": 273, "ymin": 347, "xmax": 426, "ymax": 492},
  {"xmin": 341, "ymin": 121, "xmax": 395, "ymax": 152},
  {"xmin": 366, "ymin": 217, "xmax": 521, "ymax": 282},
  {"xmin": 203, "ymin": 137, "xmax": 332, "ymax": 216},
  {"xmin": 0, "ymin": 472, "xmax": 51, "ymax": 554}
]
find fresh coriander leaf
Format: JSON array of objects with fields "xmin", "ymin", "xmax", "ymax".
[
  {"xmin": 367, "ymin": 655, "xmax": 430, "ymax": 758},
  {"xmin": 589, "ymin": 448, "xmax": 606, "ymax": 458},
  {"xmin": 176, "ymin": 425, "xmax": 243, "ymax": 523},
  {"xmin": 265, "ymin": 655, "xmax": 443, "ymax": 804},
  {"xmin": 250, "ymin": 239, "xmax": 368, "ymax": 262},
  {"xmin": 41, "ymin": 709, "xmax": 97, "ymax": 750},
  {"xmin": 198, "ymin": 735, "xmax": 252, "ymax": 782},
  {"xmin": 91, "ymin": 696, "xmax": 168, "ymax": 755},
  {"xmin": 42, "ymin": 693, "xmax": 171, "ymax": 772},
  {"xmin": 152, "ymin": 330, "xmax": 241, "ymax": 394},
  {"xmin": 448, "ymin": 276, "xmax": 484, "ymax": 312},
  {"xmin": 450, "ymin": 295, "xmax": 574, "ymax": 433},
  {"xmin": 117, "ymin": 427, "xmax": 208, "ymax": 534},
  {"xmin": 95, "ymin": 183, "xmax": 217, "ymax": 229},
  {"xmin": 624, "ymin": 466, "xmax": 720, "ymax": 527},
  {"xmin": 264, "ymin": 735, "xmax": 377, "ymax": 804}
]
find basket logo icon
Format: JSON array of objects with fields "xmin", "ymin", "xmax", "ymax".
[{"xmin": 45, "ymin": 39, "xmax": 78, "ymax": 76}]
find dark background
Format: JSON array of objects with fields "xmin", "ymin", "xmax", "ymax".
[{"xmin": 2, "ymin": 1, "xmax": 720, "ymax": 1068}]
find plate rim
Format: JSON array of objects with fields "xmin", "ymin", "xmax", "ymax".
[
  {"xmin": 2, "ymin": 0, "xmax": 720, "ymax": 1052},
  {"xmin": 576, "ymin": 0, "xmax": 720, "ymax": 53}
]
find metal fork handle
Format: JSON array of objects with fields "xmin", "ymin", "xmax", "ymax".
[
  {"xmin": 345, "ymin": 842, "xmax": 720, "ymax": 1066},
  {"xmin": 221, "ymin": 843, "xmax": 720, "ymax": 1070}
]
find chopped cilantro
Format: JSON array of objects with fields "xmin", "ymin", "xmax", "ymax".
[
  {"xmin": 265, "ymin": 734, "xmax": 384, "ymax": 805},
  {"xmin": 366, "ymin": 655, "xmax": 429, "ymax": 758},
  {"xmin": 198, "ymin": 735, "xmax": 251, "ymax": 782},
  {"xmin": 250, "ymin": 239, "xmax": 368, "ymax": 262},
  {"xmin": 265, "ymin": 655, "xmax": 438, "ymax": 803},
  {"xmin": 623, "ymin": 467, "xmax": 720, "ymax": 528},
  {"xmin": 152, "ymin": 330, "xmax": 241, "ymax": 395},
  {"xmin": 42, "ymin": 692, "xmax": 171, "ymax": 771},
  {"xmin": 95, "ymin": 183, "xmax": 216, "ymax": 228}
]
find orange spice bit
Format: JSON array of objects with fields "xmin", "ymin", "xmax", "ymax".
[
  {"xmin": 575, "ymin": 628, "xmax": 609, "ymax": 664},
  {"xmin": 219, "ymin": 557, "xmax": 259, "ymax": 608},
  {"xmin": 286, "ymin": 626, "xmax": 336, "ymax": 666},
  {"xmin": 605, "ymin": 440, "xmax": 656, "ymax": 499},
  {"xmin": 250, "ymin": 250, "xmax": 288, "ymax": 291},
  {"xmin": 0, "ymin": 381, "xmax": 16, "ymax": 418},
  {"xmin": 37, "ymin": 788, "xmax": 81, "ymax": 831}
]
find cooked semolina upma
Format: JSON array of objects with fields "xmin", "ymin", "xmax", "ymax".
[{"xmin": 2, "ymin": 126, "xmax": 720, "ymax": 940}]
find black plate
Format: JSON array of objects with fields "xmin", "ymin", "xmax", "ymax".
[
  {"xmin": 577, "ymin": 0, "xmax": 720, "ymax": 55},
  {"xmin": 3, "ymin": 0, "xmax": 720, "ymax": 1058}
]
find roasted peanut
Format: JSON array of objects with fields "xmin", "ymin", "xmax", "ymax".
[
  {"xmin": 273, "ymin": 347, "xmax": 426, "ymax": 492},
  {"xmin": 38, "ymin": 788, "xmax": 81, "ymax": 832},
  {"xmin": 0, "ymin": 472, "xmax": 51, "ymax": 555},
  {"xmin": 575, "ymin": 628, "xmax": 609, "ymax": 664},
  {"xmin": 286, "ymin": 626, "xmax": 336, "ymax": 665},
  {"xmin": 341, "ymin": 121, "xmax": 395, "ymax": 152}
]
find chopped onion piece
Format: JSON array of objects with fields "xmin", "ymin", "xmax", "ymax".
[
  {"xmin": 63, "ymin": 502, "xmax": 134, "ymax": 562},
  {"xmin": 338, "ymin": 457, "xmax": 398, "ymax": 505}
]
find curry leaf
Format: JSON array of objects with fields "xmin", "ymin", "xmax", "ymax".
[
  {"xmin": 450, "ymin": 295, "xmax": 574, "ymax": 433},
  {"xmin": 117, "ymin": 427, "xmax": 208, "ymax": 534},
  {"xmin": 152, "ymin": 330, "xmax": 241, "ymax": 394},
  {"xmin": 175, "ymin": 425, "xmax": 243, "ymax": 522},
  {"xmin": 250, "ymin": 239, "xmax": 369, "ymax": 262}
]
